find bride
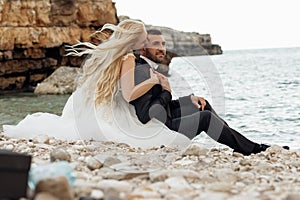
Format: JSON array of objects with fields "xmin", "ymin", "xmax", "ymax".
[{"xmin": 2, "ymin": 19, "xmax": 191, "ymax": 149}]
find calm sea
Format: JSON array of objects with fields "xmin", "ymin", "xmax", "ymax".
[{"xmin": 1, "ymin": 47, "xmax": 299, "ymax": 150}]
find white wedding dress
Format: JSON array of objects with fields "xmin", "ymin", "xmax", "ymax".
[{"xmin": 2, "ymin": 82, "xmax": 191, "ymax": 149}]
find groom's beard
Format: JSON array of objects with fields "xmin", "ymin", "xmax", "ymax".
[{"xmin": 145, "ymin": 48, "xmax": 166, "ymax": 63}]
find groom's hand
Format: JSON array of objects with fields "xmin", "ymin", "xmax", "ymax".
[{"xmin": 191, "ymin": 95, "xmax": 206, "ymax": 110}]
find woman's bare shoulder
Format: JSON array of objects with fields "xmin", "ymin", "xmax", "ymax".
[{"xmin": 122, "ymin": 52, "xmax": 135, "ymax": 61}]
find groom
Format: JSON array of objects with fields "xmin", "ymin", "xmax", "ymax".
[{"xmin": 130, "ymin": 29, "xmax": 285, "ymax": 155}]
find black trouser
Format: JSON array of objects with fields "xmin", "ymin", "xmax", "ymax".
[{"xmin": 169, "ymin": 100, "xmax": 258, "ymax": 155}]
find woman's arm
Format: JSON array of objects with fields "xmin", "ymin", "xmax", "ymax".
[
  {"xmin": 130, "ymin": 85, "xmax": 172, "ymax": 124},
  {"xmin": 120, "ymin": 55, "xmax": 159, "ymax": 102}
]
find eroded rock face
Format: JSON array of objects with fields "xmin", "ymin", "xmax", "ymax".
[{"xmin": 0, "ymin": 0, "xmax": 118, "ymax": 91}]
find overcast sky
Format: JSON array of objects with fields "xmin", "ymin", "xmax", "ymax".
[{"xmin": 113, "ymin": 0, "xmax": 300, "ymax": 50}]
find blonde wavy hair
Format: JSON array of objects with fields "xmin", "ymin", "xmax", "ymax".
[{"xmin": 66, "ymin": 19, "xmax": 145, "ymax": 105}]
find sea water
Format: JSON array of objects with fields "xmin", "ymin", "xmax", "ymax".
[
  {"xmin": 169, "ymin": 47, "xmax": 300, "ymax": 149},
  {"xmin": 1, "ymin": 47, "xmax": 299, "ymax": 149}
]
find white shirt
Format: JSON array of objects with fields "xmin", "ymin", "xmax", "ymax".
[{"xmin": 140, "ymin": 55, "xmax": 159, "ymax": 70}]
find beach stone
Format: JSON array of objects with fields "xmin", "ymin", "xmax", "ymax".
[
  {"xmin": 104, "ymin": 189, "xmax": 122, "ymax": 200},
  {"xmin": 164, "ymin": 193, "xmax": 183, "ymax": 200},
  {"xmin": 232, "ymin": 152, "xmax": 244, "ymax": 158},
  {"xmin": 34, "ymin": 66, "xmax": 80, "ymax": 95},
  {"xmin": 266, "ymin": 145, "xmax": 284, "ymax": 154},
  {"xmin": 90, "ymin": 190, "xmax": 104, "ymax": 199},
  {"xmin": 73, "ymin": 179, "xmax": 94, "ymax": 197},
  {"xmin": 97, "ymin": 179, "xmax": 133, "ymax": 193},
  {"xmin": 256, "ymin": 162, "xmax": 274, "ymax": 172},
  {"xmin": 4, "ymin": 143, "xmax": 14, "ymax": 150},
  {"xmin": 215, "ymin": 168, "xmax": 239, "ymax": 183},
  {"xmin": 90, "ymin": 176, "xmax": 103, "ymax": 183},
  {"xmin": 28, "ymin": 141, "xmax": 35, "ymax": 147},
  {"xmin": 86, "ymin": 156, "xmax": 103, "ymax": 170},
  {"xmin": 127, "ymin": 187, "xmax": 161, "ymax": 199},
  {"xmin": 243, "ymin": 189, "xmax": 261, "ymax": 198},
  {"xmin": 99, "ymin": 168, "xmax": 128, "ymax": 180},
  {"xmin": 286, "ymin": 193, "xmax": 300, "ymax": 200},
  {"xmin": 35, "ymin": 143, "xmax": 52, "ymax": 150},
  {"xmin": 194, "ymin": 192, "xmax": 229, "ymax": 200},
  {"xmin": 290, "ymin": 160, "xmax": 300, "ymax": 168},
  {"xmin": 190, "ymin": 183, "xmax": 204, "ymax": 190},
  {"xmin": 105, "ymin": 162, "xmax": 150, "ymax": 180},
  {"xmin": 183, "ymin": 143, "xmax": 208, "ymax": 156},
  {"xmin": 19, "ymin": 146, "xmax": 31, "ymax": 154},
  {"xmin": 208, "ymin": 182, "xmax": 233, "ymax": 193},
  {"xmin": 103, "ymin": 156, "xmax": 122, "ymax": 167},
  {"xmin": 147, "ymin": 182, "xmax": 169, "ymax": 196},
  {"xmin": 50, "ymin": 148, "xmax": 71, "ymax": 162},
  {"xmin": 94, "ymin": 154, "xmax": 128, "ymax": 164},
  {"xmin": 34, "ymin": 192, "xmax": 59, "ymax": 200},
  {"xmin": 48, "ymin": 138, "xmax": 59, "ymax": 145},
  {"xmin": 116, "ymin": 142, "xmax": 131, "ymax": 148},
  {"xmin": 174, "ymin": 159, "xmax": 198, "ymax": 166},
  {"xmin": 239, "ymin": 172, "xmax": 255, "ymax": 182},
  {"xmin": 35, "ymin": 176, "xmax": 73, "ymax": 200},
  {"xmin": 72, "ymin": 144, "xmax": 86, "ymax": 150},
  {"xmin": 149, "ymin": 169, "xmax": 200, "ymax": 182},
  {"xmin": 33, "ymin": 135, "xmax": 50, "ymax": 144},
  {"xmin": 165, "ymin": 176, "xmax": 192, "ymax": 192},
  {"xmin": 239, "ymin": 158, "xmax": 252, "ymax": 166},
  {"xmin": 121, "ymin": 171, "xmax": 150, "ymax": 180},
  {"xmin": 257, "ymin": 184, "xmax": 275, "ymax": 192},
  {"xmin": 78, "ymin": 156, "xmax": 85, "ymax": 162}
]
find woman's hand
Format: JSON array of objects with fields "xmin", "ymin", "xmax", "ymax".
[
  {"xmin": 190, "ymin": 95, "xmax": 206, "ymax": 110},
  {"xmin": 153, "ymin": 70, "xmax": 172, "ymax": 93},
  {"xmin": 149, "ymin": 68, "xmax": 160, "ymax": 83}
]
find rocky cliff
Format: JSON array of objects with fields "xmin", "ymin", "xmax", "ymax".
[
  {"xmin": 147, "ymin": 24, "xmax": 222, "ymax": 56},
  {"xmin": 118, "ymin": 16, "xmax": 222, "ymax": 57},
  {"xmin": 0, "ymin": 1, "xmax": 222, "ymax": 92},
  {"xmin": 0, "ymin": 0, "xmax": 118, "ymax": 92}
]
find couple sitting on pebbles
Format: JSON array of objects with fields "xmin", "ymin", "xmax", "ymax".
[{"xmin": 2, "ymin": 19, "xmax": 289, "ymax": 155}]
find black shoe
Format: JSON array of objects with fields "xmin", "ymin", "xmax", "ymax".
[
  {"xmin": 259, "ymin": 144, "xmax": 270, "ymax": 152},
  {"xmin": 282, "ymin": 145, "xmax": 290, "ymax": 150},
  {"xmin": 253, "ymin": 144, "xmax": 290, "ymax": 153},
  {"xmin": 252, "ymin": 143, "xmax": 270, "ymax": 154},
  {"xmin": 255, "ymin": 144, "xmax": 290, "ymax": 153}
]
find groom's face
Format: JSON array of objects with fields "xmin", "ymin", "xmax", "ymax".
[{"xmin": 143, "ymin": 34, "xmax": 166, "ymax": 63}]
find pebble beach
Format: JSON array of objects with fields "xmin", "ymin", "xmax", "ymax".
[{"xmin": 1, "ymin": 134, "xmax": 300, "ymax": 200}]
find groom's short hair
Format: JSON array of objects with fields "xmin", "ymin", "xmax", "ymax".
[{"xmin": 147, "ymin": 29, "xmax": 162, "ymax": 35}]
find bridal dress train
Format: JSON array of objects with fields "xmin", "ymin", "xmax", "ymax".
[{"xmin": 2, "ymin": 85, "xmax": 191, "ymax": 149}]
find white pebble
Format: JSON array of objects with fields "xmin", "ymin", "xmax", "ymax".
[
  {"xmin": 90, "ymin": 189, "xmax": 104, "ymax": 199},
  {"xmin": 86, "ymin": 157, "xmax": 103, "ymax": 170},
  {"xmin": 5, "ymin": 144, "xmax": 14, "ymax": 150}
]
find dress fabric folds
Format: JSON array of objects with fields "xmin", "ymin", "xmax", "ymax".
[{"xmin": 3, "ymin": 85, "xmax": 191, "ymax": 149}]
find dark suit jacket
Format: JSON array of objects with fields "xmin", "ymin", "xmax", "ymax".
[{"xmin": 130, "ymin": 58, "xmax": 197, "ymax": 130}]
